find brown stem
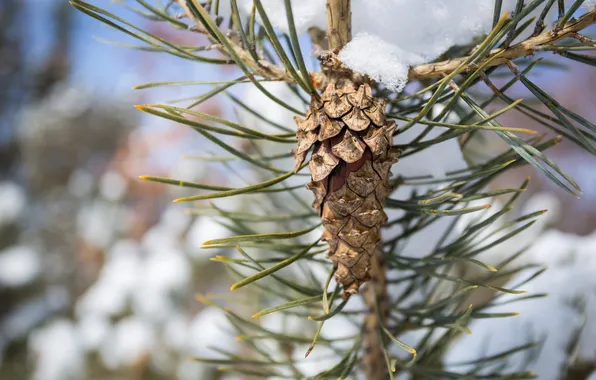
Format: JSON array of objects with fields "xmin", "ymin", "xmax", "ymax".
[
  {"xmin": 326, "ymin": 0, "xmax": 352, "ymax": 51},
  {"xmin": 362, "ymin": 247, "xmax": 390, "ymax": 380}
]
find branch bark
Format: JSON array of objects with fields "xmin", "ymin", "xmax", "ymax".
[{"xmin": 326, "ymin": 0, "xmax": 352, "ymax": 51}]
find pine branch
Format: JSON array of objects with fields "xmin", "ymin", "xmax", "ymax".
[
  {"xmin": 176, "ymin": 0, "xmax": 296, "ymax": 83},
  {"xmin": 409, "ymin": 7, "xmax": 596, "ymax": 80},
  {"xmin": 326, "ymin": 0, "xmax": 352, "ymax": 51},
  {"xmin": 72, "ymin": 1, "xmax": 596, "ymax": 378},
  {"xmin": 174, "ymin": 3, "xmax": 596, "ymax": 87}
]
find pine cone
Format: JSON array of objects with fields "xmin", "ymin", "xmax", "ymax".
[{"xmin": 293, "ymin": 80, "xmax": 399, "ymax": 298}]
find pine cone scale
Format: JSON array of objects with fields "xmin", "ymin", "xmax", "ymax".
[{"xmin": 296, "ymin": 80, "xmax": 398, "ymax": 298}]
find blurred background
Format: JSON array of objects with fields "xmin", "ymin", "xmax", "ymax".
[{"xmin": 0, "ymin": 1, "xmax": 595, "ymax": 379}]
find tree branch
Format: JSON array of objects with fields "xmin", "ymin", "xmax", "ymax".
[
  {"xmin": 408, "ymin": 7, "xmax": 596, "ymax": 80},
  {"xmin": 326, "ymin": 0, "xmax": 352, "ymax": 51},
  {"xmin": 176, "ymin": 0, "xmax": 295, "ymax": 83},
  {"xmin": 177, "ymin": 3, "xmax": 595, "ymax": 88}
]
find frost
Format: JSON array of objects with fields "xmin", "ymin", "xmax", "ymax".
[
  {"xmin": 29, "ymin": 319, "xmax": 85, "ymax": 380},
  {"xmin": 444, "ymin": 230, "xmax": 596, "ymax": 379},
  {"xmin": 0, "ymin": 246, "xmax": 41, "ymax": 287}
]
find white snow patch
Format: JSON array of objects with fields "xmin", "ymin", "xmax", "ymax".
[
  {"xmin": 29, "ymin": 319, "xmax": 85, "ymax": 380},
  {"xmin": 185, "ymin": 307, "xmax": 236, "ymax": 357},
  {"xmin": 77, "ymin": 315, "xmax": 110, "ymax": 352},
  {"xmin": 132, "ymin": 248, "xmax": 190, "ymax": 322},
  {"xmin": 76, "ymin": 239, "xmax": 141, "ymax": 317},
  {"xmin": 77, "ymin": 200, "xmax": 119, "ymax": 249},
  {"xmin": 0, "ymin": 246, "xmax": 41, "ymax": 287},
  {"xmin": 384, "ymin": 122, "xmax": 468, "ymax": 258},
  {"xmin": 339, "ymin": 33, "xmax": 413, "ymax": 92},
  {"xmin": 141, "ymin": 224, "xmax": 179, "ymax": 252},
  {"xmin": 99, "ymin": 170, "xmax": 128, "ymax": 201},
  {"xmin": 238, "ymin": 1, "xmax": 588, "ymax": 90},
  {"xmin": 0, "ymin": 181, "xmax": 26, "ymax": 226},
  {"xmin": 239, "ymin": 81, "xmax": 304, "ymax": 136},
  {"xmin": 67, "ymin": 169, "xmax": 94, "ymax": 198},
  {"xmin": 186, "ymin": 216, "xmax": 231, "ymax": 260},
  {"xmin": 100, "ymin": 317, "xmax": 156, "ymax": 369},
  {"xmin": 444, "ymin": 230, "xmax": 596, "ymax": 379},
  {"xmin": 239, "ymin": 0, "xmax": 326, "ymax": 35},
  {"xmin": 160, "ymin": 206, "xmax": 191, "ymax": 236},
  {"xmin": 163, "ymin": 313, "xmax": 189, "ymax": 351}
]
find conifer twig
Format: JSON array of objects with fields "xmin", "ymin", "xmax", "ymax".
[
  {"xmin": 326, "ymin": 0, "xmax": 352, "ymax": 51},
  {"xmin": 408, "ymin": 7, "xmax": 596, "ymax": 80},
  {"xmin": 176, "ymin": 0, "xmax": 296, "ymax": 83}
]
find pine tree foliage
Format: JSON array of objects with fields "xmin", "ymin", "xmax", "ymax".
[{"xmin": 73, "ymin": 0, "xmax": 596, "ymax": 379}]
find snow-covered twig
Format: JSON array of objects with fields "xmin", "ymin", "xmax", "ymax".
[{"xmin": 408, "ymin": 7, "xmax": 596, "ymax": 80}]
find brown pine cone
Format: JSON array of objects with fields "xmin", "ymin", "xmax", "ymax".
[{"xmin": 293, "ymin": 80, "xmax": 399, "ymax": 298}]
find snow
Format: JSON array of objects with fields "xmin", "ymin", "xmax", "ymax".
[
  {"xmin": 454, "ymin": 192, "xmax": 561, "ymax": 269},
  {"xmin": 161, "ymin": 205, "xmax": 191, "ymax": 236},
  {"xmin": 339, "ymin": 33, "xmax": 412, "ymax": 92},
  {"xmin": 29, "ymin": 319, "xmax": 85, "ymax": 380},
  {"xmin": 133, "ymin": 248, "xmax": 191, "ymax": 322},
  {"xmin": 239, "ymin": 0, "xmax": 326, "ymax": 35},
  {"xmin": 67, "ymin": 169, "xmax": 94, "ymax": 198},
  {"xmin": 100, "ymin": 317, "xmax": 156, "ymax": 369},
  {"xmin": 76, "ymin": 239, "xmax": 141, "ymax": 317},
  {"xmin": 77, "ymin": 315, "xmax": 110, "ymax": 351},
  {"xmin": 383, "ymin": 121, "xmax": 468, "ymax": 259},
  {"xmin": 186, "ymin": 216, "xmax": 231, "ymax": 260},
  {"xmin": 99, "ymin": 170, "xmax": 128, "ymax": 201},
  {"xmin": 444, "ymin": 229, "xmax": 596, "ymax": 379},
  {"xmin": 1, "ymin": 287, "xmax": 69, "ymax": 348},
  {"xmin": 238, "ymin": 81, "xmax": 304, "ymax": 137},
  {"xmin": 163, "ymin": 313, "xmax": 189, "ymax": 351},
  {"xmin": 77, "ymin": 200, "xmax": 119, "ymax": 249},
  {"xmin": 242, "ymin": 1, "xmax": 593, "ymax": 91},
  {"xmin": 0, "ymin": 181, "xmax": 26, "ymax": 227},
  {"xmin": 0, "ymin": 246, "xmax": 41, "ymax": 287},
  {"xmin": 185, "ymin": 307, "xmax": 236, "ymax": 357}
]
